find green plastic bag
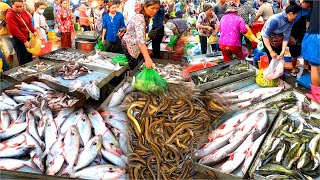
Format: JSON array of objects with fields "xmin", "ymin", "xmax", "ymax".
[
  {"xmin": 134, "ymin": 67, "xmax": 169, "ymax": 95},
  {"xmin": 112, "ymin": 54, "xmax": 128, "ymax": 66},
  {"xmin": 168, "ymin": 35, "xmax": 179, "ymax": 50},
  {"xmin": 95, "ymin": 37, "xmax": 106, "ymax": 51}
]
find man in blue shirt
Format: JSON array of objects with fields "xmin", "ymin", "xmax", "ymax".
[
  {"xmin": 174, "ymin": 0, "xmax": 183, "ymax": 18},
  {"xmin": 150, "ymin": 6, "xmax": 165, "ymax": 59}
]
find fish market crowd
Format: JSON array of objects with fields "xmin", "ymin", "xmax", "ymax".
[{"xmin": 0, "ymin": 0, "xmax": 319, "ymax": 179}]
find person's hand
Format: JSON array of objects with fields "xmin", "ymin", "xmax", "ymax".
[
  {"xmin": 211, "ymin": 32, "xmax": 217, "ymax": 36},
  {"xmin": 24, "ymin": 41, "xmax": 31, "ymax": 48},
  {"xmin": 279, "ymin": 50, "xmax": 285, "ymax": 59},
  {"xmin": 101, "ymin": 39, "xmax": 105, "ymax": 45},
  {"xmin": 270, "ymin": 50, "xmax": 277, "ymax": 59},
  {"xmin": 144, "ymin": 57, "xmax": 154, "ymax": 69}
]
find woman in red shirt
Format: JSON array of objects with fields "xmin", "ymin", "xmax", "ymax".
[{"xmin": 56, "ymin": 0, "xmax": 74, "ymax": 48}]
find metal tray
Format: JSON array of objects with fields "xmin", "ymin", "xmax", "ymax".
[
  {"xmin": 42, "ymin": 63, "xmax": 115, "ymax": 99},
  {"xmin": 0, "ymin": 79, "xmax": 13, "ymax": 91},
  {"xmin": 99, "ymin": 76, "xmax": 132, "ymax": 111},
  {"xmin": 76, "ymin": 31, "xmax": 99, "ymax": 41},
  {"xmin": 85, "ymin": 50, "xmax": 129, "ymax": 77},
  {"xmin": 0, "ymin": 76, "xmax": 86, "ymax": 110},
  {"xmin": 39, "ymin": 48, "xmax": 87, "ymax": 62},
  {"xmin": 192, "ymin": 108, "xmax": 279, "ymax": 179},
  {"xmin": 2, "ymin": 59, "xmax": 62, "ymax": 82},
  {"xmin": 0, "ymin": 169, "xmax": 68, "ymax": 180},
  {"xmin": 184, "ymin": 52, "xmax": 224, "ymax": 65},
  {"xmin": 131, "ymin": 58, "xmax": 183, "ymax": 77},
  {"xmin": 189, "ymin": 60, "xmax": 257, "ymax": 91}
]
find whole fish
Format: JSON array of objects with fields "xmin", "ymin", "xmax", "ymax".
[
  {"xmin": 0, "ymin": 133, "xmax": 26, "ymax": 150},
  {"xmin": 237, "ymin": 87, "xmax": 283, "ymax": 100},
  {"xmin": 195, "ymin": 131, "xmax": 233, "ymax": 158},
  {"xmin": 54, "ymin": 107, "xmax": 75, "ymax": 129},
  {"xmin": 88, "ymin": 109, "xmax": 121, "ymax": 155},
  {"xmin": 15, "ymin": 165, "xmax": 43, "ymax": 174},
  {"xmin": 0, "ymin": 101, "xmax": 18, "ymax": 111},
  {"xmin": 4, "ymin": 89, "xmax": 42, "ymax": 97},
  {"xmin": 0, "ymin": 111, "xmax": 11, "ymax": 130},
  {"xmin": 101, "ymin": 148, "xmax": 127, "ymax": 168},
  {"xmin": 1, "ymin": 92, "xmax": 18, "ymax": 106},
  {"xmin": 309, "ymin": 133, "xmax": 320, "ymax": 170},
  {"xmin": 199, "ymin": 134, "xmax": 247, "ymax": 165},
  {"xmin": 30, "ymin": 81, "xmax": 53, "ymax": 91},
  {"xmin": 265, "ymin": 175, "xmax": 291, "ymax": 180},
  {"xmin": 100, "ymin": 111, "xmax": 130, "ymax": 136},
  {"xmin": 76, "ymin": 113, "xmax": 92, "ymax": 146},
  {"xmin": 108, "ymin": 88, "xmax": 125, "ymax": 107},
  {"xmin": 24, "ymin": 132, "xmax": 45, "ymax": 172},
  {"xmin": 0, "ymin": 143, "xmax": 35, "ymax": 158},
  {"xmin": 15, "ymin": 82, "xmax": 47, "ymax": 95},
  {"xmin": 27, "ymin": 111, "xmax": 45, "ymax": 148},
  {"xmin": 7, "ymin": 110, "xmax": 18, "ymax": 122},
  {"xmin": 38, "ymin": 102, "xmax": 53, "ymax": 138},
  {"xmin": 297, "ymin": 151, "xmax": 312, "ymax": 169},
  {"xmin": 258, "ymin": 163, "xmax": 295, "ymax": 176},
  {"xmin": 46, "ymin": 154, "xmax": 65, "ymax": 175},
  {"xmin": 13, "ymin": 110, "xmax": 27, "ymax": 123},
  {"xmin": 59, "ymin": 108, "xmax": 84, "ymax": 136},
  {"xmin": 74, "ymin": 135, "xmax": 102, "ymax": 172},
  {"xmin": 0, "ymin": 121, "xmax": 28, "ymax": 139},
  {"xmin": 62, "ymin": 125, "xmax": 80, "ymax": 177},
  {"xmin": 283, "ymin": 142, "xmax": 301, "ymax": 169},
  {"xmin": 0, "ymin": 158, "xmax": 37, "ymax": 171},
  {"xmin": 242, "ymin": 133, "xmax": 265, "ymax": 175},
  {"xmin": 44, "ymin": 119, "xmax": 58, "ymax": 157},
  {"xmin": 74, "ymin": 164, "xmax": 126, "ymax": 179},
  {"xmin": 111, "ymin": 128, "xmax": 132, "ymax": 155},
  {"xmin": 275, "ymin": 142, "xmax": 287, "ymax": 163},
  {"xmin": 13, "ymin": 96, "xmax": 35, "ymax": 103}
]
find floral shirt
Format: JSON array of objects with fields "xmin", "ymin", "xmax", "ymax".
[
  {"xmin": 122, "ymin": 14, "xmax": 146, "ymax": 59},
  {"xmin": 237, "ymin": 1, "xmax": 256, "ymax": 26},
  {"xmin": 197, "ymin": 12, "xmax": 219, "ymax": 37},
  {"xmin": 56, "ymin": 9, "xmax": 74, "ymax": 33}
]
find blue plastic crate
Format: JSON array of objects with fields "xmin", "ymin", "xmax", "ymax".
[
  {"xmin": 284, "ymin": 56, "xmax": 292, "ymax": 62},
  {"xmin": 297, "ymin": 73, "xmax": 311, "ymax": 89}
]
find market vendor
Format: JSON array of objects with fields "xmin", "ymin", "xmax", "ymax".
[
  {"xmin": 121, "ymin": 0, "xmax": 161, "ymax": 70},
  {"xmin": 261, "ymin": 1, "xmax": 301, "ymax": 61},
  {"xmin": 165, "ymin": 17, "xmax": 188, "ymax": 61},
  {"xmin": 302, "ymin": 0, "xmax": 319, "ymax": 103},
  {"xmin": 196, "ymin": 3, "xmax": 220, "ymax": 54}
]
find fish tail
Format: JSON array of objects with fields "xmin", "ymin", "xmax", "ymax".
[
  {"xmin": 25, "ymin": 156, "xmax": 38, "ymax": 170},
  {"xmin": 61, "ymin": 164, "xmax": 75, "ymax": 178}
]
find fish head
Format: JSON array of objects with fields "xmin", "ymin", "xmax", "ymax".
[{"xmin": 105, "ymin": 166, "xmax": 126, "ymax": 176}]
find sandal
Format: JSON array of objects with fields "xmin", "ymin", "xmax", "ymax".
[{"xmin": 290, "ymin": 68, "xmax": 300, "ymax": 77}]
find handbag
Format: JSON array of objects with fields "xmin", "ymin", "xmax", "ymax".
[{"xmin": 148, "ymin": 27, "xmax": 161, "ymax": 39}]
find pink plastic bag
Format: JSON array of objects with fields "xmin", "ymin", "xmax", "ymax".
[{"xmin": 263, "ymin": 58, "xmax": 285, "ymax": 80}]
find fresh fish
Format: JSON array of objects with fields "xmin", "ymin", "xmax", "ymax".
[
  {"xmin": 100, "ymin": 111, "xmax": 130, "ymax": 136},
  {"xmin": 74, "ymin": 135, "xmax": 102, "ymax": 171},
  {"xmin": 265, "ymin": 175, "xmax": 291, "ymax": 180},
  {"xmin": 88, "ymin": 109, "xmax": 121, "ymax": 155},
  {"xmin": 59, "ymin": 108, "xmax": 84, "ymax": 136},
  {"xmin": 46, "ymin": 154, "xmax": 65, "ymax": 175},
  {"xmin": 76, "ymin": 113, "xmax": 92, "ymax": 146},
  {"xmin": 0, "ymin": 121, "xmax": 28, "ymax": 139},
  {"xmin": 199, "ymin": 134, "xmax": 247, "ymax": 165},
  {"xmin": 237, "ymin": 87, "xmax": 283, "ymax": 100},
  {"xmin": 30, "ymin": 81, "xmax": 53, "ymax": 91},
  {"xmin": 275, "ymin": 142, "xmax": 287, "ymax": 163},
  {"xmin": 13, "ymin": 96, "xmax": 35, "ymax": 103},
  {"xmin": 258, "ymin": 163, "xmax": 295, "ymax": 176},
  {"xmin": 1, "ymin": 92, "xmax": 18, "ymax": 106},
  {"xmin": 38, "ymin": 101, "xmax": 54, "ymax": 138},
  {"xmin": 108, "ymin": 88, "xmax": 125, "ymax": 107},
  {"xmin": 13, "ymin": 110, "xmax": 27, "ymax": 123},
  {"xmin": 0, "ymin": 111, "xmax": 11, "ymax": 130},
  {"xmin": 309, "ymin": 133, "xmax": 320, "ymax": 170},
  {"xmin": 269, "ymin": 138, "xmax": 281, "ymax": 153},
  {"xmin": 15, "ymin": 82, "xmax": 47, "ymax": 95},
  {"xmin": 0, "ymin": 158, "xmax": 37, "ymax": 171},
  {"xmin": 0, "ymin": 101, "xmax": 18, "ymax": 111},
  {"xmin": 15, "ymin": 165, "xmax": 43, "ymax": 174},
  {"xmin": 0, "ymin": 143, "xmax": 35, "ymax": 158},
  {"xmin": 74, "ymin": 164, "xmax": 126, "ymax": 179},
  {"xmin": 283, "ymin": 142, "xmax": 301, "ymax": 169},
  {"xmin": 7, "ymin": 110, "xmax": 18, "ymax": 122},
  {"xmin": 4, "ymin": 89, "xmax": 43, "ymax": 97},
  {"xmin": 101, "ymin": 148, "xmax": 127, "ymax": 168},
  {"xmin": 195, "ymin": 131, "xmax": 233, "ymax": 158},
  {"xmin": 24, "ymin": 132, "xmax": 45, "ymax": 172},
  {"xmin": 297, "ymin": 151, "xmax": 312, "ymax": 169},
  {"xmin": 242, "ymin": 133, "xmax": 265, "ymax": 175},
  {"xmin": 54, "ymin": 107, "xmax": 75, "ymax": 129},
  {"xmin": 44, "ymin": 119, "xmax": 58, "ymax": 157},
  {"xmin": 111, "ymin": 128, "xmax": 132, "ymax": 155},
  {"xmin": 0, "ymin": 133, "xmax": 26, "ymax": 150},
  {"xmin": 62, "ymin": 125, "xmax": 80, "ymax": 177},
  {"xmin": 27, "ymin": 111, "xmax": 45, "ymax": 148}
]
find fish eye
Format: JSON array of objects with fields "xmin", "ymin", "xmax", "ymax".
[
  {"xmin": 92, "ymin": 112, "xmax": 95, "ymax": 115},
  {"xmin": 109, "ymin": 167, "xmax": 113, "ymax": 170},
  {"xmin": 108, "ymin": 115, "xmax": 113, "ymax": 119},
  {"xmin": 82, "ymin": 118, "xmax": 85, "ymax": 121},
  {"xmin": 110, "ymin": 143, "xmax": 114, "ymax": 146},
  {"xmin": 76, "ymin": 112, "xmax": 79, "ymax": 115},
  {"xmin": 93, "ymin": 142, "xmax": 97, "ymax": 145}
]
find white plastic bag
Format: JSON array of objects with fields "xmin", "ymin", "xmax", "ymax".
[{"xmin": 263, "ymin": 58, "xmax": 285, "ymax": 80}]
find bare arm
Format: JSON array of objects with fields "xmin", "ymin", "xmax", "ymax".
[
  {"xmin": 101, "ymin": 28, "xmax": 107, "ymax": 44},
  {"xmin": 262, "ymin": 36, "xmax": 277, "ymax": 59},
  {"xmin": 140, "ymin": 44, "xmax": 153, "ymax": 69}
]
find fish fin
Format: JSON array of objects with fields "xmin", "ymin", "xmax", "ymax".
[
  {"xmin": 61, "ymin": 164, "xmax": 75, "ymax": 178},
  {"xmin": 25, "ymin": 156, "xmax": 38, "ymax": 170},
  {"xmin": 219, "ymin": 124, "xmax": 226, "ymax": 129},
  {"xmin": 229, "ymin": 153, "xmax": 235, "ymax": 160}
]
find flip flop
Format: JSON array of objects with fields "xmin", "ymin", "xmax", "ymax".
[{"xmin": 290, "ymin": 71, "xmax": 298, "ymax": 77}]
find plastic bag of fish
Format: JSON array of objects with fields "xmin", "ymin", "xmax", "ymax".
[
  {"xmin": 0, "ymin": 104, "xmax": 132, "ymax": 179},
  {"xmin": 77, "ymin": 52, "xmax": 121, "ymax": 71},
  {"xmin": 195, "ymin": 108, "xmax": 272, "ymax": 176}
]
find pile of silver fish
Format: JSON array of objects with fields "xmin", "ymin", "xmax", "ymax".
[
  {"xmin": 153, "ymin": 63, "xmax": 186, "ymax": 83},
  {"xmin": 53, "ymin": 62, "xmax": 90, "ymax": 80},
  {"xmin": 45, "ymin": 50, "xmax": 84, "ymax": 61},
  {"xmin": 208, "ymin": 86, "xmax": 284, "ymax": 109},
  {"xmin": 7, "ymin": 62, "xmax": 55, "ymax": 80},
  {"xmin": 0, "ymin": 104, "xmax": 130, "ymax": 179},
  {"xmin": 196, "ymin": 108, "xmax": 270, "ymax": 175},
  {"xmin": 2, "ymin": 81, "xmax": 78, "ymax": 114},
  {"xmin": 78, "ymin": 53, "xmax": 121, "ymax": 70},
  {"xmin": 254, "ymin": 113, "xmax": 320, "ymax": 179}
]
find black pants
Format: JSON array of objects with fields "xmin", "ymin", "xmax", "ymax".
[
  {"xmin": 122, "ymin": 45, "xmax": 143, "ymax": 70},
  {"xmin": 151, "ymin": 26, "xmax": 164, "ymax": 59},
  {"xmin": 81, "ymin": 25, "xmax": 90, "ymax": 31},
  {"xmin": 262, "ymin": 38, "xmax": 282, "ymax": 61},
  {"xmin": 199, "ymin": 35, "xmax": 218, "ymax": 54},
  {"xmin": 105, "ymin": 39, "xmax": 122, "ymax": 53},
  {"xmin": 11, "ymin": 37, "xmax": 32, "ymax": 66}
]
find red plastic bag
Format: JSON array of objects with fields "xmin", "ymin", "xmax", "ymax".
[{"xmin": 184, "ymin": 62, "xmax": 217, "ymax": 80}]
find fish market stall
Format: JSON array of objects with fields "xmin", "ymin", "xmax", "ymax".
[
  {"xmin": 184, "ymin": 51, "xmax": 224, "ymax": 65},
  {"xmin": 42, "ymin": 62, "xmax": 115, "ymax": 99},
  {"xmin": 78, "ymin": 50, "xmax": 129, "ymax": 77},
  {"xmin": 190, "ymin": 60, "xmax": 256, "ymax": 90},
  {"xmin": 2, "ymin": 59, "xmax": 62, "ymax": 82},
  {"xmin": 39, "ymin": 48, "xmax": 87, "ymax": 62}
]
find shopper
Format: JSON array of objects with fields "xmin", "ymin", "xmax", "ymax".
[
  {"xmin": 56, "ymin": 0, "xmax": 74, "ymax": 48},
  {"xmin": 150, "ymin": 5, "xmax": 165, "ymax": 59},
  {"xmin": 79, "ymin": 0, "xmax": 90, "ymax": 31},
  {"xmin": 123, "ymin": 0, "xmax": 136, "ymax": 24},
  {"xmin": 254, "ymin": 0, "xmax": 274, "ymax": 22},
  {"xmin": 197, "ymin": 4, "xmax": 219, "ymax": 54},
  {"xmin": 261, "ymin": 1, "xmax": 301, "ymax": 61},
  {"xmin": 302, "ymin": 1, "xmax": 319, "ymax": 103},
  {"xmin": 219, "ymin": 2, "xmax": 247, "ymax": 62},
  {"xmin": 94, "ymin": 0, "xmax": 107, "ymax": 35},
  {"xmin": 54, "ymin": 0, "xmax": 62, "ymax": 40},
  {"xmin": 33, "ymin": 2, "xmax": 49, "ymax": 42},
  {"xmin": 6, "ymin": 0, "xmax": 37, "ymax": 66},
  {"xmin": 101, "ymin": 2, "xmax": 125, "ymax": 53},
  {"xmin": 0, "ymin": 1, "xmax": 14, "ymax": 68},
  {"xmin": 121, "ymin": 0, "xmax": 160, "ymax": 70},
  {"xmin": 213, "ymin": 0, "xmax": 227, "ymax": 20},
  {"xmin": 174, "ymin": 0, "xmax": 182, "ymax": 18}
]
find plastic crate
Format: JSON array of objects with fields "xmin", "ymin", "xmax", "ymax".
[
  {"xmin": 251, "ymin": 21, "xmax": 264, "ymax": 48},
  {"xmin": 38, "ymin": 42, "xmax": 52, "ymax": 56},
  {"xmin": 284, "ymin": 56, "xmax": 292, "ymax": 62},
  {"xmin": 297, "ymin": 73, "xmax": 311, "ymax": 89}
]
